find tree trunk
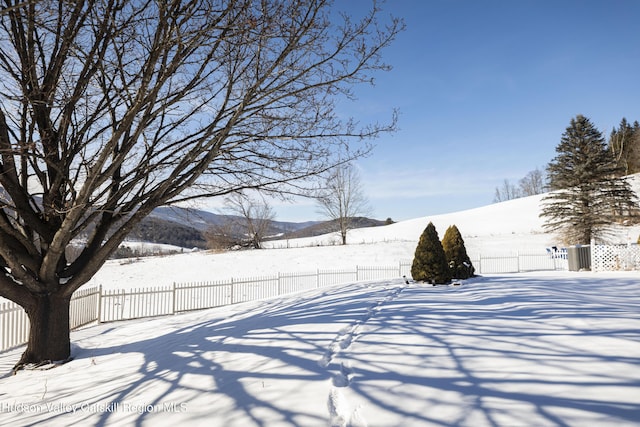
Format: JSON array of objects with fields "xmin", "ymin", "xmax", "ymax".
[{"xmin": 14, "ymin": 292, "xmax": 72, "ymax": 372}]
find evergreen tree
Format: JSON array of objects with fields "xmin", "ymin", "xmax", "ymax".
[
  {"xmin": 411, "ymin": 222, "xmax": 451, "ymax": 284},
  {"xmin": 541, "ymin": 115, "xmax": 639, "ymax": 244},
  {"xmin": 609, "ymin": 118, "xmax": 640, "ymax": 175},
  {"xmin": 442, "ymin": 225, "xmax": 475, "ymax": 279}
]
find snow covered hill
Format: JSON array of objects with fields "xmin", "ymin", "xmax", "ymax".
[
  {"xmin": 267, "ymin": 173, "xmax": 640, "ymax": 253},
  {"xmin": 84, "ymin": 190, "xmax": 557, "ymax": 291}
]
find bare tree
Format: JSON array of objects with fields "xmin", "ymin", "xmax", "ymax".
[
  {"xmin": 494, "ymin": 168, "xmax": 546, "ymax": 203},
  {"xmin": 317, "ymin": 163, "xmax": 371, "ymax": 245},
  {"xmin": 493, "ymin": 179, "xmax": 521, "ymax": 202},
  {"xmin": 0, "ymin": 0, "xmax": 401, "ymax": 370},
  {"xmin": 204, "ymin": 219, "xmax": 238, "ymax": 252},
  {"xmin": 218, "ymin": 193, "xmax": 276, "ymax": 249},
  {"xmin": 519, "ymin": 168, "xmax": 546, "ymax": 196}
]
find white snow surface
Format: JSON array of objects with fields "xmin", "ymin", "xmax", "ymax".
[
  {"xmin": 1, "ymin": 180, "xmax": 640, "ymax": 426},
  {"xmin": 1, "ymin": 272, "xmax": 639, "ymax": 426}
]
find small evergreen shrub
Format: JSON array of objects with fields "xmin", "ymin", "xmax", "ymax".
[
  {"xmin": 411, "ymin": 222, "xmax": 451, "ymax": 284},
  {"xmin": 442, "ymin": 225, "xmax": 475, "ymax": 279}
]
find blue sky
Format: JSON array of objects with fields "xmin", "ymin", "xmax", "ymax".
[{"xmin": 277, "ymin": 0, "xmax": 640, "ymax": 222}]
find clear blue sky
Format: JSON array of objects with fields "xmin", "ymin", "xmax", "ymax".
[{"xmin": 278, "ymin": 0, "xmax": 640, "ymax": 222}]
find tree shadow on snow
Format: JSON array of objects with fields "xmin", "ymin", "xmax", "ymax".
[
  {"xmin": 339, "ymin": 274, "xmax": 640, "ymax": 426},
  {"xmin": 3, "ymin": 281, "xmax": 404, "ymax": 426},
  {"xmin": 2, "ymin": 274, "xmax": 639, "ymax": 426}
]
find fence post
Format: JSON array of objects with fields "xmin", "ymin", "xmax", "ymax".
[
  {"xmin": 516, "ymin": 251, "xmax": 520, "ymax": 273},
  {"xmin": 172, "ymin": 282, "xmax": 176, "ymax": 314},
  {"xmin": 277, "ymin": 272, "xmax": 282, "ymax": 296},
  {"xmin": 120, "ymin": 289, "xmax": 126, "ymax": 320},
  {"xmin": 356, "ymin": 265, "xmax": 360, "ymax": 281},
  {"xmin": 97, "ymin": 285, "xmax": 103, "ymax": 324},
  {"xmin": 316, "ymin": 269, "xmax": 319, "ymax": 288},
  {"xmin": 231, "ymin": 277, "xmax": 235, "ymax": 304}
]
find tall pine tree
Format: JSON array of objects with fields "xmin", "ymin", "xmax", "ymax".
[
  {"xmin": 442, "ymin": 225, "xmax": 475, "ymax": 279},
  {"xmin": 541, "ymin": 115, "xmax": 638, "ymax": 244},
  {"xmin": 411, "ymin": 222, "xmax": 451, "ymax": 284}
]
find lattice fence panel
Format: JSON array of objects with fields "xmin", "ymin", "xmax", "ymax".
[{"xmin": 592, "ymin": 244, "xmax": 640, "ymax": 272}]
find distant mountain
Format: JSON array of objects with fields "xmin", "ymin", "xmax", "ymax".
[
  {"xmin": 277, "ymin": 217, "xmax": 389, "ymax": 240},
  {"xmin": 147, "ymin": 206, "xmax": 230, "ymax": 230},
  {"xmin": 148, "ymin": 206, "xmax": 319, "ymax": 233}
]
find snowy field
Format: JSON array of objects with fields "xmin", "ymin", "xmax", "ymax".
[
  {"xmin": 1, "ymin": 177, "xmax": 640, "ymax": 426},
  {"xmin": 83, "ymin": 181, "xmax": 639, "ymax": 291},
  {"xmin": 1, "ymin": 271, "xmax": 639, "ymax": 426}
]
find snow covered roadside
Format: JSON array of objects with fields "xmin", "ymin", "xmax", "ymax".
[{"xmin": 1, "ymin": 271, "xmax": 639, "ymax": 427}]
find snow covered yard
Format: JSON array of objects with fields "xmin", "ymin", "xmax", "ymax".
[{"xmin": 1, "ymin": 271, "xmax": 639, "ymax": 427}]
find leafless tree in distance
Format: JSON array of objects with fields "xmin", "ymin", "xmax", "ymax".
[
  {"xmin": 494, "ymin": 168, "xmax": 546, "ymax": 203},
  {"xmin": 317, "ymin": 162, "xmax": 372, "ymax": 245},
  {"xmin": 519, "ymin": 168, "xmax": 546, "ymax": 196},
  {"xmin": 493, "ymin": 179, "xmax": 521, "ymax": 202},
  {"xmin": 210, "ymin": 193, "xmax": 276, "ymax": 249}
]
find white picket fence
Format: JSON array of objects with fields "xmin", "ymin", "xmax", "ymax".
[
  {"xmin": 1, "ymin": 302, "xmax": 29, "ymax": 353},
  {"xmin": 1, "ymin": 286, "xmax": 101, "ymax": 354},
  {"xmin": 1, "ymin": 264, "xmax": 413, "ymax": 352},
  {"xmin": 470, "ymin": 251, "xmax": 568, "ymax": 274},
  {"xmin": 1, "ymin": 248, "xmax": 609, "ymax": 354},
  {"xmin": 98, "ymin": 265, "xmax": 413, "ymax": 322}
]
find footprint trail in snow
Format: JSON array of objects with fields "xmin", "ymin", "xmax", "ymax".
[{"xmin": 321, "ymin": 283, "xmax": 405, "ymax": 427}]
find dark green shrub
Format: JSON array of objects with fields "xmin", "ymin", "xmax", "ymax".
[
  {"xmin": 442, "ymin": 225, "xmax": 475, "ymax": 279},
  {"xmin": 411, "ymin": 222, "xmax": 451, "ymax": 284}
]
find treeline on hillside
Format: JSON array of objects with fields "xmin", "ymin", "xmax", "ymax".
[
  {"xmin": 128, "ymin": 218, "xmax": 207, "ymax": 249},
  {"xmin": 495, "ymin": 116, "xmax": 640, "ymax": 203}
]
